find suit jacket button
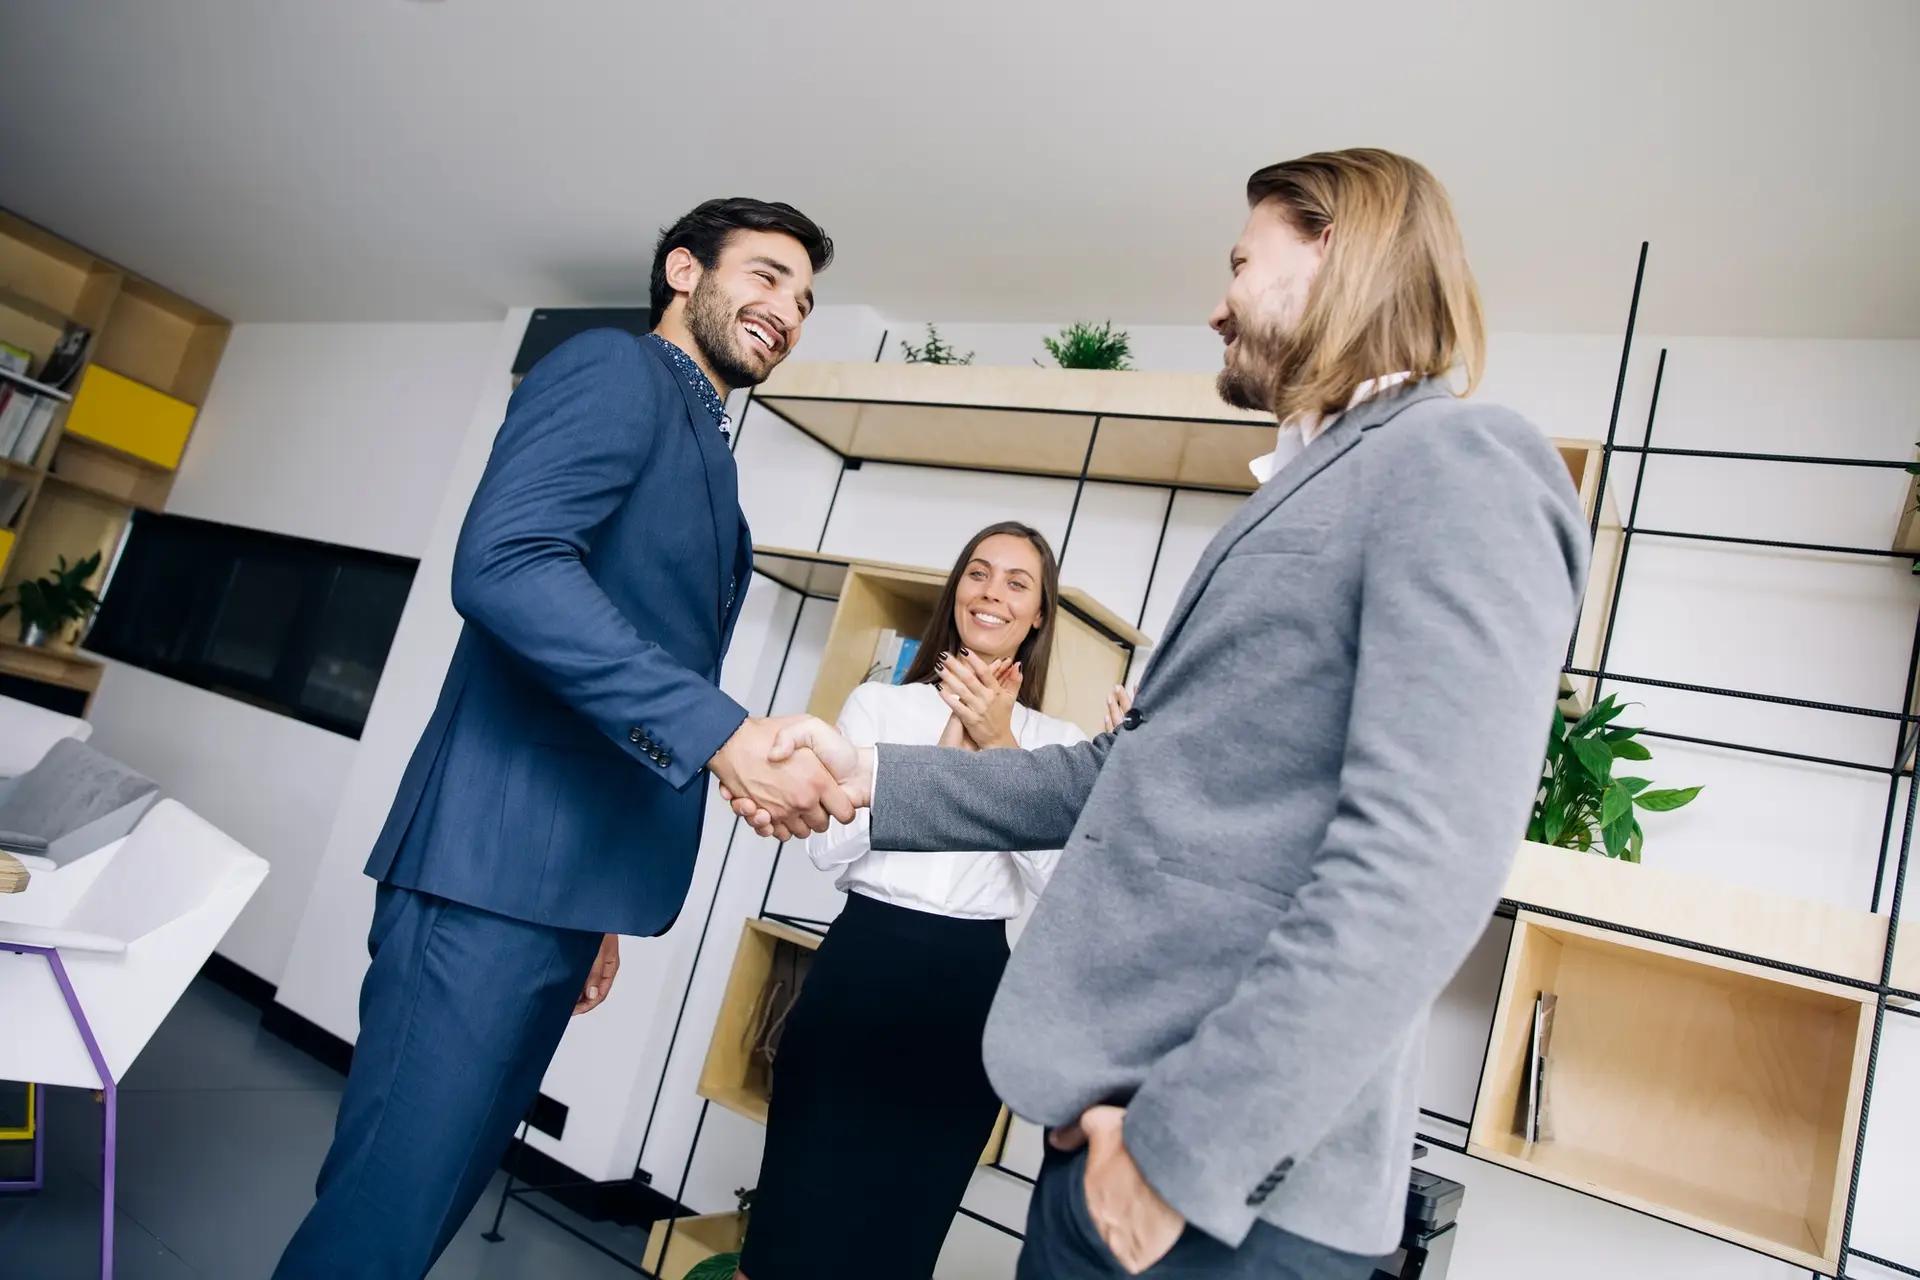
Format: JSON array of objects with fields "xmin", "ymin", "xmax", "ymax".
[
  {"xmin": 660, "ymin": 752, "xmax": 673, "ymax": 767},
  {"xmin": 630, "ymin": 728, "xmax": 643, "ymax": 744},
  {"xmin": 1275, "ymin": 1157, "xmax": 1295, "ymax": 1176},
  {"xmin": 1246, "ymin": 1190, "xmax": 1267, "ymax": 1207}
]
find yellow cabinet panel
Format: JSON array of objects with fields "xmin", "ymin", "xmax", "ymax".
[
  {"xmin": 62, "ymin": 365, "xmax": 196, "ymax": 470},
  {"xmin": 0, "ymin": 527, "xmax": 14, "ymax": 574}
]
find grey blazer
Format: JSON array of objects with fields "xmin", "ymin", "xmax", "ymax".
[{"xmin": 870, "ymin": 381, "xmax": 1589, "ymax": 1255}]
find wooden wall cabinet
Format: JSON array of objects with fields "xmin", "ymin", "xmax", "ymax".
[
  {"xmin": 0, "ymin": 208, "xmax": 230, "ymax": 713},
  {"xmin": 1470, "ymin": 912, "xmax": 1873, "ymax": 1273}
]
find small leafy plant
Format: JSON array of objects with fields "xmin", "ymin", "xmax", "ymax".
[
  {"xmin": 1042, "ymin": 320, "xmax": 1132, "ymax": 371},
  {"xmin": 685, "ymin": 1256, "xmax": 739, "ymax": 1280},
  {"xmin": 1529, "ymin": 694, "xmax": 1701, "ymax": 862},
  {"xmin": 0, "ymin": 551, "xmax": 103, "ymax": 644},
  {"xmin": 900, "ymin": 324, "xmax": 973, "ymax": 366}
]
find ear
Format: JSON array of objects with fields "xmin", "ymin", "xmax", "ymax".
[{"xmin": 663, "ymin": 246, "xmax": 703, "ymax": 300}]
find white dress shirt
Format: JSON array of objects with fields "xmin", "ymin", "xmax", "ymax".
[
  {"xmin": 1247, "ymin": 372, "xmax": 1414, "ymax": 486},
  {"xmin": 805, "ymin": 680, "xmax": 1088, "ymax": 920}
]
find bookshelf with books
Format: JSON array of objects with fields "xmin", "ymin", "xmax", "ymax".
[{"xmin": 0, "ymin": 208, "xmax": 230, "ymax": 711}]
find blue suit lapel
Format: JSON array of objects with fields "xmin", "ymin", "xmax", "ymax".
[{"xmin": 640, "ymin": 341, "xmax": 746, "ymax": 637}]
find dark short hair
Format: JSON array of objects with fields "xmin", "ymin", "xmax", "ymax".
[{"xmin": 649, "ymin": 198, "xmax": 834, "ymax": 320}]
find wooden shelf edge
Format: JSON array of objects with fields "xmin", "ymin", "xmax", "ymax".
[
  {"xmin": 1464, "ymin": 1144, "xmax": 1834, "ymax": 1273},
  {"xmin": 54, "ymin": 429, "xmax": 180, "ymax": 476},
  {"xmin": 0, "ymin": 366, "xmax": 74, "ymax": 404},
  {"xmin": 41, "ymin": 469, "xmax": 162, "ymax": 512},
  {"xmin": 1503, "ymin": 841, "xmax": 1897, "ymax": 989}
]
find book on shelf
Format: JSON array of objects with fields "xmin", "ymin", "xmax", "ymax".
[
  {"xmin": 0, "ymin": 387, "xmax": 33, "ymax": 457},
  {"xmin": 35, "ymin": 322, "xmax": 91, "ymax": 392},
  {"xmin": 0, "ymin": 343, "xmax": 29, "ymax": 377},
  {"xmin": 0, "ymin": 478, "xmax": 29, "ymax": 528},
  {"xmin": 863, "ymin": 629, "xmax": 924, "ymax": 686},
  {"xmin": 892, "ymin": 637, "xmax": 921, "ymax": 684},
  {"xmin": 10, "ymin": 396, "xmax": 56, "ymax": 464}
]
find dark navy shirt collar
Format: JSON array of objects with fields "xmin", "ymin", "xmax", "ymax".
[{"xmin": 647, "ymin": 333, "xmax": 731, "ymax": 441}]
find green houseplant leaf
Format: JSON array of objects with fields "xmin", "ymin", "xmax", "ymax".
[
  {"xmin": 685, "ymin": 1255, "xmax": 741, "ymax": 1280},
  {"xmin": 1568, "ymin": 736, "xmax": 1614, "ymax": 782},
  {"xmin": 1634, "ymin": 786, "xmax": 1703, "ymax": 812},
  {"xmin": 1531, "ymin": 699, "xmax": 1700, "ymax": 862}
]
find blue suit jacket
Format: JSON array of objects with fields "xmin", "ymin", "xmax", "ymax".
[{"xmin": 366, "ymin": 331, "xmax": 753, "ymax": 937}]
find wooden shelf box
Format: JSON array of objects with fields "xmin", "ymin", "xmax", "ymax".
[
  {"xmin": 753, "ymin": 546, "xmax": 1150, "ymax": 741},
  {"xmin": 698, "ymin": 917, "xmax": 822, "ymax": 1125},
  {"xmin": 697, "ymin": 916, "xmax": 1012, "ymax": 1166},
  {"xmin": 642, "ymin": 1210, "xmax": 746, "ymax": 1280},
  {"xmin": 1469, "ymin": 912, "xmax": 1873, "ymax": 1273}
]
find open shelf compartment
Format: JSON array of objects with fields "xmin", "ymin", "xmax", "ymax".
[
  {"xmin": 1468, "ymin": 911, "xmax": 1873, "ymax": 1273},
  {"xmin": 697, "ymin": 916, "xmax": 1010, "ymax": 1166}
]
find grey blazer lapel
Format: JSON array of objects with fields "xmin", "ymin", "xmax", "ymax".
[{"xmin": 1146, "ymin": 381, "xmax": 1453, "ymax": 668}]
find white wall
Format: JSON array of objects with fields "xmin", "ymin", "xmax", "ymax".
[
  {"xmin": 83, "ymin": 321, "xmax": 499, "ymax": 983},
  {"xmin": 253, "ymin": 305, "xmax": 1920, "ymax": 1276}
]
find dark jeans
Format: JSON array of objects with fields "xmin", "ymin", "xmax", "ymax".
[
  {"xmin": 1018, "ymin": 1143, "xmax": 1380, "ymax": 1279},
  {"xmin": 272, "ymin": 886, "xmax": 602, "ymax": 1279}
]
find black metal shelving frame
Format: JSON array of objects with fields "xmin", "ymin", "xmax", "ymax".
[{"xmin": 487, "ymin": 251, "xmax": 1920, "ymax": 1279}]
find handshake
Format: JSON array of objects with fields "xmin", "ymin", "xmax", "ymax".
[{"xmin": 707, "ymin": 715, "xmax": 876, "ymax": 841}]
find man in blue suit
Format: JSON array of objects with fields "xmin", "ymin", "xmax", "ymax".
[{"xmin": 275, "ymin": 198, "xmax": 851, "ymax": 1278}]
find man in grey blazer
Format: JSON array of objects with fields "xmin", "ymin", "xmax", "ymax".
[{"xmin": 738, "ymin": 149, "xmax": 1589, "ymax": 1277}]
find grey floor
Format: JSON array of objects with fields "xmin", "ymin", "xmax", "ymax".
[{"xmin": 0, "ymin": 977, "xmax": 657, "ymax": 1279}]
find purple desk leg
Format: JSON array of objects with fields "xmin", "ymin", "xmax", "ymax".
[{"xmin": 6, "ymin": 944, "xmax": 114, "ymax": 1280}]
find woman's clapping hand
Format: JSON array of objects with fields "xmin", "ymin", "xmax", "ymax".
[{"xmin": 937, "ymin": 650, "xmax": 1022, "ymax": 750}]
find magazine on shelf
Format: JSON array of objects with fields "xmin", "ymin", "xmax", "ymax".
[
  {"xmin": 1511, "ymin": 991, "xmax": 1558, "ymax": 1144},
  {"xmin": 0, "ymin": 343, "xmax": 29, "ymax": 377},
  {"xmin": 864, "ymin": 628, "xmax": 900, "ymax": 684}
]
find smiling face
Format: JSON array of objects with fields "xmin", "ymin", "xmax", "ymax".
[
  {"xmin": 672, "ymin": 228, "xmax": 816, "ymax": 391},
  {"xmin": 1209, "ymin": 200, "xmax": 1330, "ymax": 413},
  {"xmin": 952, "ymin": 533, "xmax": 1046, "ymax": 663}
]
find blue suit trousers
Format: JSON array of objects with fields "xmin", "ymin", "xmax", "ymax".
[{"xmin": 273, "ymin": 885, "xmax": 602, "ymax": 1279}]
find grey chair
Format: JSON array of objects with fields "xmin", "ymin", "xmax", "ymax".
[{"xmin": 0, "ymin": 739, "xmax": 161, "ymax": 869}]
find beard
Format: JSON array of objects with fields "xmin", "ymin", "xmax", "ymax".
[
  {"xmin": 685, "ymin": 274, "xmax": 768, "ymax": 389},
  {"xmin": 1216, "ymin": 319, "xmax": 1283, "ymax": 412}
]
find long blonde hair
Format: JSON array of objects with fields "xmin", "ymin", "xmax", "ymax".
[{"xmin": 1246, "ymin": 148, "xmax": 1486, "ymax": 424}]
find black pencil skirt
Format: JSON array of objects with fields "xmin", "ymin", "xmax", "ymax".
[{"xmin": 738, "ymin": 890, "xmax": 1011, "ymax": 1280}]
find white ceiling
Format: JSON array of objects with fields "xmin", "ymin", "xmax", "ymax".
[{"xmin": 1, "ymin": 1, "xmax": 1915, "ymax": 336}]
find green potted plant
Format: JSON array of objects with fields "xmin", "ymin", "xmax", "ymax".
[
  {"xmin": 665, "ymin": 1187, "xmax": 753, "ymax": 1280},
  {"xmin": 1041, "ymin": 320, "xmax": 1133, "ymax": 370},
  {"xmin": 0, "ymin": 552, "xmax": 103, "ymax": 647},
  {"xmin": 900, "ymin": 324, "xmax": 973, "ymax": 365},
  {"xmin": 1529, "ymin": 693, "xmax": 1701, "ymax": 862}
]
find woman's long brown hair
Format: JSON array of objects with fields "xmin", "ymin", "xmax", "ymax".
[{"xmin": 898, "ymin": 522, "xmax": 1059, "ymax": 711}]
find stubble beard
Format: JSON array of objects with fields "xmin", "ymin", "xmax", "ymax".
[{"xmin": 686, "ymin": 275, "xmax": 766, "ymax": 390}]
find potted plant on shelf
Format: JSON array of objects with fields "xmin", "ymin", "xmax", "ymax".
[
  {"xmin": 0, "ymin": 552, "xmax": 103, "ymax": 647},
  {"xmin": 1041, "ymin": 320, "xmax": 1133, "ymax": 370},
  {"xmin": 900, "ymin": 324, "xmax": 974, "ymax": 365},
  {"xmin": 1529, "ymin": 694, "xmax": 1701, "ymax": 862}
]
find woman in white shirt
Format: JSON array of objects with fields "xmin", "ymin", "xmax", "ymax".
[{"xmin": 737, "ymin": 521, "xmax": 1127, "ymax": 1280}]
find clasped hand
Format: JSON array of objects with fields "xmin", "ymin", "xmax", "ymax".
[{"xmin": 711, "ymin": 715, "xmax": 873, "ymax": 841}]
